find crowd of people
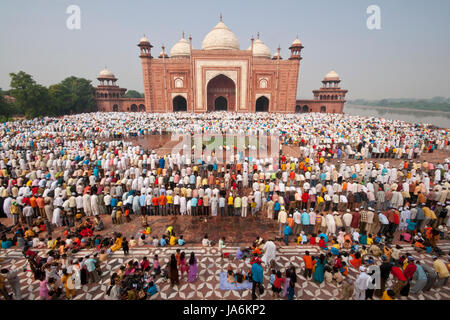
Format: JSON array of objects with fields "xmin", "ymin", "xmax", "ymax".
[{"xmin": 0, "ymin": 111, "xmax": 449, "ymax": 300}]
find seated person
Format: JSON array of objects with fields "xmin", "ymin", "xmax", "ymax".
[
  {"xmin": 169, "ymin": 234, "xmax": 177, "ymax": 246},
  {"xmin": 159, "ymin": 235, "xmax": 167, "ymax": 247},
  {"xmin": 227, "ymin": 267, "xmax": 236, "ymax": 284},
  {"xmin": 333, "ymin": 266, "xmax": 343, "ymax": 284},
  {"xmin": 146, "ymin": 281, "xmax": 158, "ymax": 296},
  {"xmin": 178, "ymin": 235, "xmax": 186, "ymax": 246},
  {"xmin": 235, "ymin": 269, "xmax": 246, "ymax": 283},
  {"xmin": 138, "ymin": 234, "xmax": 146, "ymax": 246},
  {"xmin": 340, "ymin": 261, "xmax": 349, "ymax": 276},
  {"xmin": 201, "ymin": 234, "xmax": 211, "ymax": 246},
  {"xmin": 324, "ymin": 266, "xmax": 333, "ymax": 283},
  {"xmin": 318, "ymin": 236, "xmax": 328, "ymax": 251},
  {"xmin": 94, "ymin": 217, "xmax": 104, "ymax": 231},
  {"xmin": 129, "ymin": 237, "xmax": 137, "ymax": 248}
]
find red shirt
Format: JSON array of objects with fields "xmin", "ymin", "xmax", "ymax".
[
  {"xmin": 273, "ymin": 276, "xmax": 285, "ymax": 289},
  {"xmin": 391, "ymin": 267, "xmax": 407, "ymax": 281},
  {"xmin": 403, "ymin": 263, "xmax": 417, "ymax": 279},
  {"xmin": 302, "ymin": 193, "xmax": 309, "ymax": 203}
]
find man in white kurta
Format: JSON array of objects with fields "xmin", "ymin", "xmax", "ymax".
[{"xmin": 261, "ymin": 240, "xmax": 276, "ymax": 267}]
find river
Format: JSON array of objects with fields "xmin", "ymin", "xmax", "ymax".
[{"xmin": 344, "ymin": 104, "xmax": 450, "ymax": 128}]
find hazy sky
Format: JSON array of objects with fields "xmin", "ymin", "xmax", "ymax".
[{"xmin": 1, "ymin": 0, "xmax": 449, "ymax": 100}]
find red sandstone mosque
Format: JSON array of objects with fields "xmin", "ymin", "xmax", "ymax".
[{"xmin": 95, "ymin": 17, "xmax": 348, "ymax": 113}]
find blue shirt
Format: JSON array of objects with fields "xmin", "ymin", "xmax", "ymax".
[
  {"xmin": 139, "ymin": 195, "xmax": 146, "ymax": 207},
  {"xmin": 147, "ymin": 284, "xmax": 158, "ymax": 296},
  {"xmin": 191, "ymin": 197, "xmax": 198, "ymax": 207},
  {"xmin": 159, "ymin": 158, "xmax": 165, "ymax": 169},
  {"xmin": 251, "ymin": 263, "xmax": 263, "ymax": 283},
  {"xmin": 301, "ymin": 212, "xmax": 310, "ymax": 225},
  {"xmin": 414, "ymin": 265, "xmax": 427, "ymax": 281},
  {"xmin": 110, "ymin": 198, "xmax": 118, "ymax": 207},
  {"xmin": 189, "ymin": 175, "xmax": 196, "ymax": 185},
  {"xmin": 159, "ymin": 238, "xmax": 166, "ymax": 246},
  {"xmin": 284, "ymin": 225, "xmax": 292, "ymax": 236},
  {"xmin": 84, "ymin": 258, "xmax": 97, "ymax": 272},
  {"xmin": 274, "ymin": 202, "xmax": 281, "ymax": 211},
  {"xmin": 178, "ymin": 239, "xmax": 185, "ymax": 246}
]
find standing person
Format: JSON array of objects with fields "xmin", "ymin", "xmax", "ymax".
[
  {"xmin": 432, "ymin": 255, "xmax": 449, "ymax": 287},
  {"xmin": 302, "ymin": 251, "xmax": 314, "ymax": 280},
  {"xmin": 283, "ymin": 223, "xmax": 292, "ymax": 246},
  {"xmin": 421, "ymin": 262, "xmax": 438, "ymax": 292},
  {"xmin": 278, "ymin": 206, "xmax": 287, "ymax": 236},
  {"xmin": 39, "ymin": 276, "xmax": 49, "ymax": 300},
  {"xmin": 179, "ymin": 252, "xmax": 189, "ymax": 279},
  {"xmin": 402, "ymin": 256, "xmax": 417, "ymax": 296},
  {"xmin": 61, "ymin": 269, "xmax": 76, "ymax": 300},
  {"xmin": 122, "ymin": 237, "xmax": 129, "ymax": 256},
  {"xmin": 168, "ymin": 254, "xmax": 179, "ymax": 287},
  {"xmin": 391, "ymin": 264, "xmax": 407, "ymax": 296},
  {"xmin": 353, "ymin": 266, "xmax": 371, "ymax": 300},
  {"xmin": 1, "ymin": 268, "xmax": 22, "ymax": 300},
  {"xmin": 261, "ymin": 239, "xmax": 276, "ymax": 268},
  {"xmin": 83, "ymin": 256, "xmax": 100, "ymax": 284},
  {"xmin": 313, "ymin": 254, "xmax": 326, "ymax": 284},
  {"xmin": 251, "ymin": 258, "xmax": 264, "ymax": 300},
  {"xmin": 0, "ymin": 268, "xmax": 11, "ymax": 300},
  {"xmin": 375, "ymin": 255, "xmax": 392, "ymax": 298},
  {"xmin": 410, "ymin": 260, "xmax": 428, "ymax": 295},
  {"xmin": 188, "ymin": 252, "xmax": 198, "ymax": 283}
]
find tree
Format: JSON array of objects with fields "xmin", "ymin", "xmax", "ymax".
[
  {"xmin": 0, "ymin": 92, "xmax": 15, "ymax": 122},
  {"xmin": 9, "ymin": 71, "xmax": 52, "ymax": 118},
  {"xmin": 124, "ymin": 90, "xmax": 143, "ymax": 98},
  {"xmin": 49, "ymin": 76, "xmax": 96, "ymax": 115}
]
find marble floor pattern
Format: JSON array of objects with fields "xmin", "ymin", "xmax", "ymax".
[{"xmin": 0, "ymin": 243, "xmax": 449, "ymax": 300}]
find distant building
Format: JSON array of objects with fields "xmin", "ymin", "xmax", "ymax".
[{"xmin": 95, "ymin": 17, "xmax": 348, "ymax": 113}]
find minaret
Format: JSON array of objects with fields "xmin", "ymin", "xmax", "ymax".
[
  {"xmin": 288, "ymin": 36, "xmax": 303, "ymax": 60},
  {"xmin": 287, "ymin": 36, "xmax": 304, "ymax": 112},
  {"xmin": 138, "ymin": 35, "xmax": 153, "ymax": 112}
]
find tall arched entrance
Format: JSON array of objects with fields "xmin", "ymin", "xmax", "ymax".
[
  {"xmin": 320, "ymin": 106, "xmax": 326, "ymax": 113},
  {"xmin": 130, "ymin": 104, "xmax": 138, "ymax": 112},
  {"xmin": 139, "ymin": 104, "xmax": 145, "ymax": 112},
  {"xmin": 173, "ymin": 96, "xmax": 187, "ymax": 112},
  {"xmin": 113, "ymin": 104, "xmax": 119, "ymax": 112},
  {"xmin": 207, "ymin": 74, "xmax": 236, "ymax": 112},
  {"xmin": 302, "ymin": 105, "xmax": 309, "ymax": 113},
  {"xmin": 255, "ymin": 96, "xmax": 269, "ymax": 112}
]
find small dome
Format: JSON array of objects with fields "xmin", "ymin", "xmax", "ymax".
[
  {"xmin": 170, "ymin": 37, "xmax": 191, "ymax": 58},
  {"xmin": 159, "ymin": 51, "xmax": 168, "ymax": 58},
  {"xmin": 98, "ymin": 68, "xmax": 115, "ymax": 78},
  {"xmin": 324, "ymin": 70, "xmax": 340, "ymax": 81},
  {"xmin": 139, "ymin": 36, "xmax": 150, "ymax": 43},
  {"xmin": 272, "ymin": 51, "xmax": 282, "ymax": 59},
  {"xmin": 291, "ymin": 38, "xmax": 302, "ymax": 46},
  {"xmin": 202, "ymin": 20, "xmax": 240, "ymax": 50},
  {"xmin": 250, "ymin": 39, "xmax": 271, "ymax": 58}
]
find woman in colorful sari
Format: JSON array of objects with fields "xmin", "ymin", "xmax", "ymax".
[
  {"xmin": 188, "ymin": 252, "xmax": 198, "ymax": 282},
  {"xmin": 313, "ymin": 254, "xmax": 326, "ymax": 284}
]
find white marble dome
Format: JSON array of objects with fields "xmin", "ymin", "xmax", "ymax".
[
  {"xmin": 202, "ymin": 20, "xmax": 240, "ymax": 50},
  {"xmin": 291, "ymin": 38, "xmax": 302, "ymax": 46},
  {"xmin": 98, "ymin": 68, "xmax": 115, "ymax": 78},
  {"xmin": 324, "ymin": 70, "xmax": 340, "ymax": 81},
  {"xmin": 139, "ymin": 36, "xmax": 150, "ymax": 43},
  {"xmin": 247, "ymin": 39, "xmax": 271, "ymax": 58},
  {"xmin": 170, "ymin": 37, "xmax": 191, "ymax": 57},
  {"xmin": 272, "ymin": 51, "xmax": 281, "ymax": 59}
]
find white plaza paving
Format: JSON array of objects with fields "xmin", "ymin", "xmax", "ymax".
[{"xmin": 0, "ymin": 243, "xmax": 449, "ymax": 300}]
